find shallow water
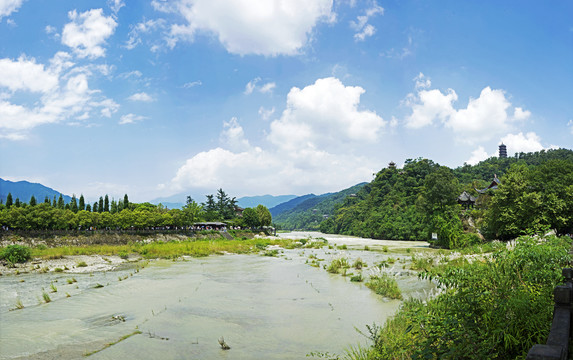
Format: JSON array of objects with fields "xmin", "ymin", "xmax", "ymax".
[{"xmin": 0, "ymin": 236, "xmax": 435, "ymax": 359}]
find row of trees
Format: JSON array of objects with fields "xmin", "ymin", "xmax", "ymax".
[
  {"xmin": 0, "ymin": 188, "xmax": 273, "ymax": 231},
  {"xmin": 4, "ymin": 193, "xmax": 130, "ymax": 214},
  {"xmin": 320, "ymin": 148, "xmax": 573, "ymax": 248}
]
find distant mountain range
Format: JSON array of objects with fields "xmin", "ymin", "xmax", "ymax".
[
  {"xmin": 0, "ymin": 178, "xmax": 72, "ymax": 204},
  {"xmin": 271, "ymin": 183, "xmax": 367, "ymax": 230}
]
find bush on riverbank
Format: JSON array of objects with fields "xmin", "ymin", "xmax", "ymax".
[
  {"xmin": 369, "ymin": 235, "xmax": 571, "ymax": 359},
  {"xmin": 0, "ymin": 244, "xmax": 31, "ymax": 264}
]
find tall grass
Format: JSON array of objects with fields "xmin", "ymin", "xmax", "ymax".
[
  {"xmin": 365, "ymin": 274, "xmax": 402, "ymax": 299},
  {"xmin": 29, "ymin": 238, "xmax": 299, "ymax": 260}
]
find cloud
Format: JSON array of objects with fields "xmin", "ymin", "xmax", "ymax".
[
  {"xmin": 108, "ymin": 0, "xmax": 124, "ymax": 14},
  {"xmin": 153, "ymin": 0, "xmax": 334, "ymax": 56},
  {"xmin": 244, "ymin": 77, "xmax": 275, "ymax": 95},
  {"xmin": 500, "ymin": 132, "xmax": 544, "ymax": 155},
  {"xmin": 466, "ymin": 146, "xmax": 489, "ymax": 165},
  {"xmin": 62, "ymin": 9, "xmax": 117, "ymax": 58},
  {"xmin": 0, "ymin": 0, "xmax": 23, "ymax": 19},
  {"xmin": 0, "ymin": 54, "xmax": 117, "ymax": 139},
  {"xmin": 125, "ymin": 18, "xmax": 166, "ymax": 50},
  {"xmin": 269, "ymin": 77, "xmax": 385, "ymax": 152},
  {"xmin": 128, "ymin": 92, "xmax": 154, "ymax": 102},
  {"xmin": 568, "ymin": 120, "xmax": 573, "ymax": 135},
  {"xmin": 259, "ymin": 82, "xmax": 276, "ymax": 94},
  {"xmin": 119, "ymin": 113, "xmax": 146, "ymax": 125},
  {"xmin": 513, "ymin": 107, "xmax": 531, "ymax": 120},
  {"xmin": 168, "ymin": 77, "xmax": 384, "ymax": 196},
  {"xmin": 220, "ymin": 117, "xmax": 250, "ymax": 152},
  {"xmin": 244, "ymin": 77, "xmax": 259, "ymax": 95},
  {"xmin": 0, "ymin": 56, "xmax": 59, "ymax": 93},
  {"xmin": 350, "ymin": 2, "xmax": 383, "ymax": 41},
  {"xmin": 258, "ymin": 106, "xmax": 275, "ymax": 120},
  {"xmin": 404, "ymin": 74, "xmax": 530, "ymax": 143},
  {"xmin": 183, "ymin": 80, "xmax": 202, "ymax": 88}
]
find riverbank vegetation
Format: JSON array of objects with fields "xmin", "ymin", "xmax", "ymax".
[
  {"xmin": 358, "ymin": 235, "xmax": 571, "ymax": 360},
  {"xmin": 319, "ymin": 148, "xmax": 573, "ymax": 249},
  {"xmin": 4, "ymin": 236, "xmax": 300, "ymax": 261}
]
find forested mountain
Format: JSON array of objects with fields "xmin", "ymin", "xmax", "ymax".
[
  {"xmin": 269, "ymin": 194, "xmax": 317, "ymax": 217},
  {"xmin": 320, "ymin": 148, "xmax": 573, "ymax": 244},
  {"xmin": 0, "ymin": 179, "xmax": 72, "ymax": 205},
  {"xmin": 273, "ymin": 183, "xmax": 366, "ymax": 230}
]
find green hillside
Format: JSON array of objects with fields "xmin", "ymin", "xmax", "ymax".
[
  {"xmin": 320, "ymin": 148, "xmax": 573, "ymax": 245},
  {"xmin": 273, "ymin": 183, "xmax": 366, "ymax": 230}
]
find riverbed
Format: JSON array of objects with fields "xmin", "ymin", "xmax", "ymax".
[{"xmin": 0, "ymin": 232, "xmax": 435, "ymax": 359}]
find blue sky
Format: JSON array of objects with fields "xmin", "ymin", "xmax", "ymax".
[{"xmin": 0, "ymin": 0, "xmax": 571, "ymax": 203}]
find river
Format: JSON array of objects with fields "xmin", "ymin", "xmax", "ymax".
[{"xmin": 0, "ymin": 232, "xmax": 435, "ymax": 359}]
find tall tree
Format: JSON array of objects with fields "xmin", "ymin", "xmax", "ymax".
[
  {"xmin": 57, "ymin": 194, "xmax": 64, "ymax": 209},
  {"xmin": 86, "ymin": 204, "xmax": 92, "ymax": 212},
  {"xmin": 123, "ymin": 194, "xmax": 129, "ymax": 210},
  {"xmin": 256, "ymin": 204, "xmax": 272, "ymax": 226},
  {"xmin": 93, "ymin": 202, "xmax": 98, "ymax": 213},
  {"xmin": 202, "ymin": 194, "xmax": 219, "ymax": 221},
  {"xmin": 110, "ymin": 199, "xmax": 118, "ymax": 214},
  {"xmin": 70, "ymin": 194, "xmax": 78, "ymax": 212},
  {"xmin": 104, "ymin": 195, "xmax": 110, "ymax": 212},
  {"xmin": 14, "ymin": 198, "xmax": 21, "ymax": 207},
  {"xmin": 29, "ymin": 195, "xmax": 37, "ymax": 206},
  {"xmin": 98, "ymin": 196, "xmax": 104, "ymax": 213},
  {"xmin": 79, "ymin": 194, "xmax": 85, "ymax": 211},
  {"xmin": 6, "ymin": 193, "xmax": 13, "ymax": 208},
  {"xmin": 183, "ymin": 196, "xmax": 203, "ymax": 225},
  {"xmin": 44, "ymin": 196, "xmax": 50, "ymax": 204},
  {"xmin": 216, "ymin": 188, "xmax": 230, "ymax": 219},
  {"xmin": 242, "ymin": 207, "xmax": 260, "ymax": 228},
  {"xmin": 52, "ymin": 195, "xmax": 57, "ymax": 208}
]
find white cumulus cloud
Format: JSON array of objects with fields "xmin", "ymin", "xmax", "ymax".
[
  {"xmin": 62, "ymin": 9, "xmax": 117, "ymax": 58},
  {"xmin": 465, "ymin": 146, "xmax": 489, "ymax": 165},
  {"xmin": 404, "ymin": 74, "xmax": 531, "ymax": 144},
  {"xmin": 119, "ymin": 113, "xmax": 146, "ymax": 125},
  {"xmin": 0, "ymin": 56, "xmax": 59, "ymax": 93},
  {"xmin": 128, "ymin": 92, "xmax": 154, "ymax": 102},
  {"xmin": 0, "ymin": 0, "xmax": 23, "ymax": 19},
  {"xmin": 153, "ymin": 0, "xmax": 334, "ymax": 56},
  {"xmin": 269, "ymin": 77, "xmax": 385, "ymax": 152},
  {"xmin": 168, "ymin": 77, "xmax": 384, "ymax": 196},
  {"xmin": 500, "ymin": 132, "xmax": 544, "ymax": 155},
  {"xmin": 0, "ymin": 54, "xmax": 117, "ymax": 139}
]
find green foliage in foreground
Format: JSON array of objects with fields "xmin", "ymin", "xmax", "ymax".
[
  {"xmin": 0, "ymin": 244, "xmax": 32, "ymax": 263},
  {"xmin": 368, "ymin": 236, "xmax": 571, "ymax": 360}
]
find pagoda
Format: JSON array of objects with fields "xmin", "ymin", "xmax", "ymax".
[{"xmin": 499, "ymin": 143, "xmax": 507, "ymax": 158}]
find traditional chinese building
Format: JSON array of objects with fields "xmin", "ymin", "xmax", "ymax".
[{"xmin": 499, "ymin": 143, "xmax": 507, "ymax": 158}]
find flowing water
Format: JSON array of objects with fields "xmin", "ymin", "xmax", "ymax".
[{"xmin": 0, "ymin": 233, "xmax": 435, "ymax": 359}]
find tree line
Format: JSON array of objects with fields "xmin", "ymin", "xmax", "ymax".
[
  {"xmin": 320, "ymin": 148, "xmax": 573, "ymax": 248},
  {"xmin": 0, "ymin": 188, "xmax": 272, "ymax": 231}
]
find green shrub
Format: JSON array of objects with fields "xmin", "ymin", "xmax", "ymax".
[
  {"xmin": 118, "ymin": 251, "xmax": 129, "ymax": 260},
  {"xmin": 350, "ymin": 273, "xmax": 363, "ymax": 282},
  {"xmin": 1, "ymin": 245, "xmax": 32, "ymax": 263},
  {"xmin": 366, "ymin": 274, "xmax": 402, "ymax": 299},
  {"xmin": 327, "ymin": 257, "xmax": 350, "ymax": 274},
  {"xmin": 76, "ymin": 261, "xmax": 88, "ymax": 267}
]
